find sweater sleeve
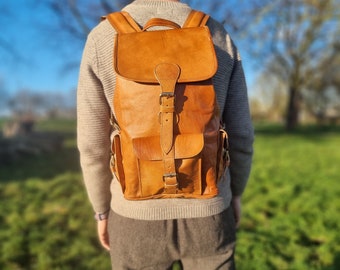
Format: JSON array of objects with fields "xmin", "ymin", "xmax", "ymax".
[
  {"xmin": 223, "ymin": 45, "xmax": 254, "ymax": 197},
  {"xmin": 77, "ymin": 34, "xmax": 112, "ymax": 214}
]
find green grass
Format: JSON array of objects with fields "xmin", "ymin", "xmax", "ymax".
[
  {"xmin": 0, "ymin": 118, "xmax": 109, "ymax": 269},
  {"xmin": 0, "ymin": 119, "xmax": 339, "ymax": 269},
  {"xmin": 237, "ymin": 127, "xmax": 340, "ymax": 270}
]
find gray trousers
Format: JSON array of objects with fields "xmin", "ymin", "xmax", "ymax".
[{"xmin": 108, "ymin": 206, "xmax": 236, "ymax": 270}]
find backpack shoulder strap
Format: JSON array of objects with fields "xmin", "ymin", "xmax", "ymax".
[
  {"xmin": 105, "ymin": 11, "xmax": 142, "ymax": 33},
  {"xmin": 183, "ymin": 10, "xmax": 210, "ymax": 28},
  {"xmin": 104, "ymin": 10, "xmax": 208, "ymax": 32}
]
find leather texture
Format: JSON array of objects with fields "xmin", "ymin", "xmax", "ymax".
[
  {"xmin": 106, "ymin": 11, "xmax": 230, "ymax": 200},
  {"xmin": 113, "ymin": 26, "xmax": 217, "ymax": 83}
]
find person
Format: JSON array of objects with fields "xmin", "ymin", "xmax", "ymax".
[{"xmin": 77, "ymin": 0, "xmax": 254, "ymax": 269}]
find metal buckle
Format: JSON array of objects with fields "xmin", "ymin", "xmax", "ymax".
[
  {"xmin": 163, "ymin": 173, "xmax": 178, "ymax": 192},
  {"xmin": 163, "ymin": 173, "xmax": 178, "ymax": 187},
  {"xmin": 165, "ymin": 183, "xmax": 178, "ymax": 188},
  {"xmin": 163, "ymin": 172, "xmax": 177, "ymax": 180},
  {"xmin": 159, "ymin": 92, "xmax": 175, "ymax": 104}
]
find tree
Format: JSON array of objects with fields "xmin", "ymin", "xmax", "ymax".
[
  {"xmin": 250, "ymin": 73, "xmax": 288, "ymax": 122},
  {"xmin": 303, "ymin": 44, "xmax": 340, "ymax": 123},
  {"xmin": 44, "ymin": 0, "xmax": 131, "ymax": 40},
  {"xmin": 42, "ymin": 0, "xmax": 339, "ymax": 129},
  {"xmin": 43, "ymin": 0, "xmax": 241, "ymax": 42},
  {"xmin": 7, "ymin": 89, "xmax": 72, "ymax": 118},
  {"xmin": 240, "ymin": 0, "xmax": 339, "ymax": 129}
]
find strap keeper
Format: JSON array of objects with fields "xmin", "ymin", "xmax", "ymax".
[{"xmin": 163, "ymin": 173, "xmax": 178, "ymax": 194}]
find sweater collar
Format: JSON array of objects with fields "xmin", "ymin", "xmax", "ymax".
[{"xmin": 128, "ymin": 0, "xmax": 187, "ymax": 8}]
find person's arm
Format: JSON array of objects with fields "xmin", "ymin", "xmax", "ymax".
[
  {"xmin": 223, "ymin": 42, "xmax": 254, "ymax": 225},
  {"xmin": 77, "ymin": 34, "xmax": 112, "ymax": 221},
  {"xmin": 232, "ymin": 195, "xmax": 242, "ymax": 228},
  {"xmin": 95, "ymin": 212, "xmax": 110, "ymax": 251}
]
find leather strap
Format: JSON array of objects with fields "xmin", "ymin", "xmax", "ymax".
[
  {"xmin": 183, "ymin": 10, "xmax": 210, "ymax": 28},
  {"xmin": 155, "ymin": 63, "xmax": 181, "ymax": 194},
  {"xmin": 106, "ymin": 11, "xmax": 142, "ymax": 33},
  {"xmin": 106, "ymin": 10, "xmax": 209, "ymax": 33}
]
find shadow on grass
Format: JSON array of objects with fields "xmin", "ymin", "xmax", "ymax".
[{"xmin": 320, "ymin": 253, "xmax": 340, "ymax": 270}]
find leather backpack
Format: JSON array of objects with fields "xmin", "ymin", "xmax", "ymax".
[{"xmin": 105, "ymin": 10, "xmax": 230, "ymax": 200}]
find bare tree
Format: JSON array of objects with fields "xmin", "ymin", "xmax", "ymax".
[
  {"xmin": 303, "ymin": 43, "xmax": 340, "ymax": 123},
  {"xmin": 240, "ymin": 0, "xmax": 339, "ymax": 129},
  {"xmin": 42, "ymin": 0, "xmax": 339, "ymax": 129},
  {"xmin": 43, "ymin": 0, "xmax": 240, "ymax": 41},
  {"xmin": 44, "ymin": 0, "xmax": 131, "ymax": 40}
]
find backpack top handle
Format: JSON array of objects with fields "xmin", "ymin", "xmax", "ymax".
[{"xmin": 143, "ymin": 18, "xmax": 181, "ymax": 31}]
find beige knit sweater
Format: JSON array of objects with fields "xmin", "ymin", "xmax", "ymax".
[{"xmin": 77, "ymin": 0, "xmax": 254, "ymax": 220}]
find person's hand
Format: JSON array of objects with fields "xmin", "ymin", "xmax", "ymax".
[
  {"xmin": 232, "ymin": 196, "xmax": 242, "ymax": 228},
  {"xmin": 97, "ymin": 219, "xmax": 110, "ymax": 251}
]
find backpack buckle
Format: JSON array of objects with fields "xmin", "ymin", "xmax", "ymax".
[
  {"xmin": 163, "ymin": 172, "xmax": 178, "ymax": 194},
  {"xmin": 163, "ymin": 172, "xmax": 177, "ymax": 182},
  {"xmin": 159, "ymin": 92, "xmax": 175, "ymax": 104}
]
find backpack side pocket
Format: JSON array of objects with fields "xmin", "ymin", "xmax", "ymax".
[
  {"xmin": 111, "ymin": 131, "xmax": 125, "ymax": 192},
  {"xmin": 217, "ymin": 129, "xmax": 230, "ymax": 181}
]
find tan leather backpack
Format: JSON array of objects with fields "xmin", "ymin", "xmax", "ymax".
[{"xmin": 106, "ymin": 10, "xmax": 230, "ymax": 200}]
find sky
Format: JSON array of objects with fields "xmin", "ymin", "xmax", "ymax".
[
  {"xmin": 0, "ymin": 1, "xmax": 255, "ymax": 103},
  {"xmin": 0, "ymin": 1, "xmax": 82, "ymax": 98}
]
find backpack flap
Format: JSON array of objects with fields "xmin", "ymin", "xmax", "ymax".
[{"xmin": 114, "ymin": 26, "xmax": 218, "ymax": 83}]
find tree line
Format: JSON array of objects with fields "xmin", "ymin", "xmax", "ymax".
[{"xmin": 1, "ymin": 0, "xmax": 339, "ymax": 129}]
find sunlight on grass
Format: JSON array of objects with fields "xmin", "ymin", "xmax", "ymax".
[{"xmin": 1, "ymin": 120, "xmax": 339, "ymax": 269}]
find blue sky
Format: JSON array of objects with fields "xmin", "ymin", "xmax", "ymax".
[
  {"xmin": 0, "ymin": 0, "xmax": 255, "ymax": 101},
  {"xmin": 0, "ymin": 1, "xmax": 82, "ymax": 97}
]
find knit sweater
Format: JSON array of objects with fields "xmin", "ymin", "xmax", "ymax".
[{"xmin": 77, "ymin": 0, "xmax": 254, "ymax": 220}]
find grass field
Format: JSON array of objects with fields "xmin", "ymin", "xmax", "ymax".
[
  {"xmin": 0, "ymin": 119, "xmax": 339, "ymax": 269},
  {"xmin": 237, "ymin": 124, "xmax": 340, "ymax": 270}
]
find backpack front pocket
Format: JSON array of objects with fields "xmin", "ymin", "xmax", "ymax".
[{"xmin": 132, "ymin": 134, "xmax": 204, "ymax": 198}]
